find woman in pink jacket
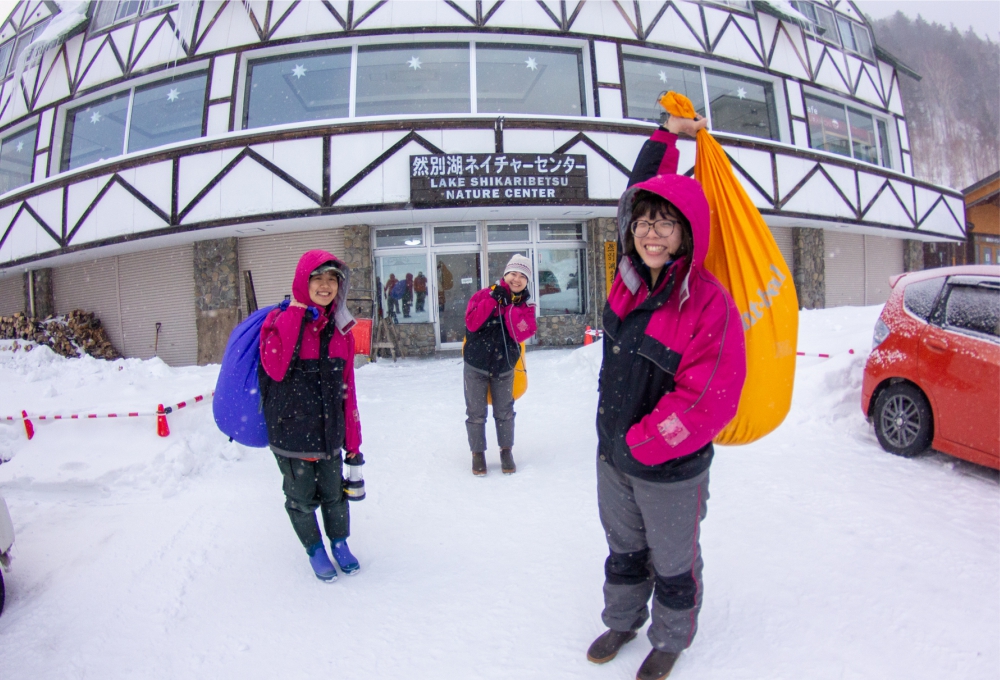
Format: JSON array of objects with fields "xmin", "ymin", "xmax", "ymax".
[
  {"xmin": 259, "ymin": 250, "xmax": 363, "ymax": 582},
  {"xmin": 586, "ymin": 117, "xmax": 747, "ymax": 680},
  {"xmin": 463, "ymin": 254, "xmax": 537, "ymax": 476}
]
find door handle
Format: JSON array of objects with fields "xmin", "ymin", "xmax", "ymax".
[{"xmin": 923, "ymin": 337, "xmax": 948, "ymax": 352}]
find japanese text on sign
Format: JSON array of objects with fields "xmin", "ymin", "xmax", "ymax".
[{"xmin": 410, "ymin": 153, "xmax": 588, "ymax": 203}]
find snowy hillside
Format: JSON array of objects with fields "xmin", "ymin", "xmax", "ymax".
[{"xmin": 0, "ymin": 306, "xmax": 996, "ymax": 680}]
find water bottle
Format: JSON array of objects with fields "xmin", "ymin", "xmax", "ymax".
[{"xmin": 344, "ymin": 452, "xmax": 365, "ymax": 501}]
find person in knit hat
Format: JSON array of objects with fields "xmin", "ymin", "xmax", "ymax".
[{"xmin": 462, "ymin": 253, "xmax": 537, "ymax": 476}]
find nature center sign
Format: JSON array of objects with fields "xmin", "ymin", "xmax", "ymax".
[{"xmin": 410, "ymin": 153, "xmax": 588, "ymax": 204}]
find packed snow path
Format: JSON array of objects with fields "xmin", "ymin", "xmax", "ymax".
[{"xmin": 0, "ymin": 306, "xmax": 996, "ymax": 679}]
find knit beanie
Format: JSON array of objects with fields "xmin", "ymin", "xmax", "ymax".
[{"xmin": 503, "ymin": 254, "xmax": 533, "ymax": 281}]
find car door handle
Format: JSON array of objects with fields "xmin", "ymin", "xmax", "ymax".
[{"xmin": 923, "ymin": 337, "xmax": 948, "ymax": 352}]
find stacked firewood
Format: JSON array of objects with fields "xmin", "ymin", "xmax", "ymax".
[{"xmin": 0, "ymin": 311, "xmax": 121, "ymax": 360}]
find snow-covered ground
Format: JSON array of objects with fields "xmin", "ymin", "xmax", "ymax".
[{"xmin": 0, "ymin": 305, "xmax": 996, "ymax": 680}]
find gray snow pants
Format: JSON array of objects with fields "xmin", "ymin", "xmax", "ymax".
[
  {"xmin": 463, "ymin": 363, "xmax": 515, "ymax": 452},
  {"xmin": 597, "ymin": 458, "xmax": 709, "ymax": 653}
]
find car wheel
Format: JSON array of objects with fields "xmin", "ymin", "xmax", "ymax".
[{"xmin": 873, "ymin": 383, "xmax": 933, "ymax": 457}]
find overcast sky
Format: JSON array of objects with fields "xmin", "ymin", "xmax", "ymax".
[
  {"xmin": 0, "ymin": 1, "xmax": 996, "ymax": 45},
  {"xmin": 855, "ymin": 0, "xmax": 1000, "ymax": 42}
]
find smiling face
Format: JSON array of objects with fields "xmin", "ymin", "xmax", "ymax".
[
  {"xmin": 632, "ymin": 208, "xmax": 683, "ymax": 282},
  {"xmin": 308, "ymin": 271, "xmax": 339, "ymax": 307},
  {"xmin": 504, "ymin": 271, "xmax": 528, "ymax": 293}
]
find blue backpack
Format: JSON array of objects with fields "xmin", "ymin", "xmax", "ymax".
[
  {"xmin": 213, "ymin": 303, "xmax": 280, "ymax": 447},
  {"xmin": 390, "ymin": 279, "xmax": 407, "ymax": 299}
]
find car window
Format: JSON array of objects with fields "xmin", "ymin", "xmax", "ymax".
[
  {"xmin": 903, "ymin": 277, "xmax": 946, "ymax": 321},
  {"xmin": 944, "ymin": 285, "xmax": 1000, "ymax": 338}
]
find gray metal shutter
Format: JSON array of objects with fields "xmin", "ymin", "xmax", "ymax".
[
  {"xmin": 54, "ymin": 257, "xmax": 125, "ymax": 353},
  {"xmin": 824, "ymin": 231, "xmax": 866, "ymax": 307},
  {"xmin": 117, "ymin": 246, "xmax": 197, "ymax": 366},
  {"xmin": 0, "ymin": 274, "xmax": 22, "ymax": 316},
  {"xmin": 238, "ymin": 228, "xmax": 346, "ymax": 311},
  {"xmin": 864, "ymin": 235, "xmax": 904, "ymax": 305},
  {"xmin": 770, "ymin": 226, "xmax": 794, "ymax": 271}
]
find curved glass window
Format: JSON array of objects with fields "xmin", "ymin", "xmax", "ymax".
[
  {"xmin": 356, "ymin": 44, "xmax": 470, "ymax": 116},
  {"xmin": 705, "ymin": 70, "xmax": 778, "ymax": 141},
  {"xmin": 62, "ymin": 73, "xmax": 207, "ymax": 171},
  {"xmin": 0, "ymin": 125, "xmax": 37, "ymax": 194},
  {"xmin": 623, "ymin": 56, "xmax": 704, "ymax": 123},
  {"xmin": 476, "ymin": 45, "xmax": 584, "ymax": 116},
  {"xmin": 63, "ymin": 92, "xmax": 130, "ymax": 171},
  {"xmin": 244, "ymin": 50, "xmax": 351, "ymax": 129},
  {"xmin": 128, "ymin": 73, "xmax": 208, "ymax": 153}
]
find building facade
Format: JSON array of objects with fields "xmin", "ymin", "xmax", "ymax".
[
  {"xmin": 0, "ymin": 0, "xmax": 967, "ymax": 364},
  {"xmin": 964, "ymin": 172, "xmax": 999, "ymax": 266}
]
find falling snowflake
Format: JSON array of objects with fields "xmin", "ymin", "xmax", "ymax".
[
  {"xmin": 407, "ymin": 56, "xmax": 422, "ymax": 70},
  {"xmin": 15, "ymin": 141, "xmax": 23, "ymax": 152},
  {"xmin": 525, "ymin": 57, "xmax": 538, "ymax": 71},
  {"xmin": 166, "ymin": 88, "xmax": 180, "ymax": 102},
  {"xmin": 291, "ymin": 64, "xmax": 306, "ymax": 79},
  {"xmin": 90, "ymin": 111, "xmax": 102, "ymax": 124},
  {"xmin": 658, "ymin": 70, "xmax": 667, "ymax": 83},
  {"xmin": 736, "ymin": 87, "xmax": 747, "ymax": 100}
]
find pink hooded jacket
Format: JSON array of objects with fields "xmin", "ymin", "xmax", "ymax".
[
  {"xmin": 601, "ymin": 129, "xmax": 746, "ymax": 471},
  {"xmin": 259, "ymin": 250, "xmax": 362, "ymax": 453}
]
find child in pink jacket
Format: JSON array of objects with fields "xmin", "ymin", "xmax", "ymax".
[
  {"xmin": 259, "ymin": 249, "xmax": 363, "ymax": 582},
  {"xmin": 463, "ymin": 254, "xmax": 537, "ymax": 476},
  {"xmin": 586, "ymin": 116, "xmax": 747, "ymax": 679}
]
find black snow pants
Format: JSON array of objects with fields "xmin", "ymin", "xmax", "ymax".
[{"xmin": 274, "ymin": 453, "xmax": 349, "ymax": 548}]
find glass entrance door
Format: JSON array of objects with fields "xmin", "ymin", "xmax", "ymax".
[{"xmin": 436, "ymin": 252, "xmax": 481, "ymax": 345}]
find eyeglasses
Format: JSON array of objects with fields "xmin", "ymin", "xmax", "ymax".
[{"xmin": 630, "ymin": 218, "xmax": 679, "ymax": 238}]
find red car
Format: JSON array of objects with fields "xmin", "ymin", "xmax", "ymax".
[{"xmin": 861, "ymin": 265, "xmax": 1000, "ymax": 469}]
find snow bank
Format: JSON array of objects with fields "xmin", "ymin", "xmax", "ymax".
[{"xmin": 0, "ymin": 306, "xmax": 996, "ymax": 680}]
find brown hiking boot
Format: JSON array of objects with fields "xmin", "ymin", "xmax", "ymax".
[
  {"xmin": 500, "ymin": 448, "xmax": 516, "ymax": 474},
  {"xmin": 472, "ymin": 452, "xmax": 487, "ymax": 476},
  {"xmin": 586, "ymin": 629, "xmax": 637, "ymax": 664},
  {"xmin": 636, "ymin": 649, "xmax": 680, "ymax": 680}
]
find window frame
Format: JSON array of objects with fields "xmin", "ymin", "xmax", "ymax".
[
  {"xmin": 89, "ymin": 0, "xmax": 175, "ymax": 34},
  {"xmin": 621, "ymin": 46, "xmax": 788, "ymax": 143},
  {"xmin": 803, "ymin": 92, "xmax": 894, "ymax": 169},
  {"xmin": 932, "ymin": 277, "xmax": 1000, "ymax": 343},
  {"xmin": 59, "ymin": 69, "xmax": 208, "ymax": 172},
  {"xmin": 0, "ymin": 120, "xmax": 39, "ymax": 195},
  {"xmin": 242, "ymin": 46, "xmax": 353, "ymax": 130},
  {"xmin": 236, "ymin": 34, "xmax": 593, "ymax": 131}
]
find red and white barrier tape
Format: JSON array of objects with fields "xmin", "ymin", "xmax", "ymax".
[
  {"xmin": 796, "ymin": 349, "xmax": 856, "ymax": 358},
  {"xmin": 2, "ymin": 392, "xmax": 214, "ymax": 422},
  {"xmin": 584, "ymin": 328, "xmax": 604, "ymax": 337}
]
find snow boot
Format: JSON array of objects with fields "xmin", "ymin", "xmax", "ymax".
[
  {"xmin": 307, "ymin": 541, "xmax": 338, "ymax": 582},
  {"xmin": 331, "ymin": 539, "xmax": 360, "ymax": 575},
  {"xmin": 586, "ymin": 629, "xmax": 637, "ymax": 664},
  {"xmin": 636, "ymin": 649, "xmax": 680, "ymax": 680},
  {"xmin": 472, "ymin": 451, "xmax": 487, "ymax": 476},
  {"xmin": 500, "ymin": 448, "xmax": 516, "ymax": 474}
]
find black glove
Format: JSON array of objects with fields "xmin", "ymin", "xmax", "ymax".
[
  {"xmin": 491, "ymin": 285, "xmax": 512, "ymax": 306},
  {"xmin": 511, "ymin": 289, "xmax": 530, "ymax": 305}
]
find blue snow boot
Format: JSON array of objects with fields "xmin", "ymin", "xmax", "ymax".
[
  {"xmin": 331, "ymin": 539, "xmax": 360, "ymax": 575},
  {"xmin": 307, "ymin": 541, "xmax": 338, "ymax": 582}
]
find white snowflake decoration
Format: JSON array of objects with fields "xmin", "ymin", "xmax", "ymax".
[
  {"xmin": 736, "ymin": 87, "xmax": 747, "ymax": 100},
  {"xmin": 291, "ymin": 64, "xmax": 306, "ymax": 79},
  {"xmin": 407, "ymin": 56, "xmax": 422, "ymax": 70},
  {"xmin": 166, "ymin": 88, "xmax": 180, "ymax": 102},
  {"xmin": 525, "ymin": 57, "xmax": 538, "ymax": 71},
  {"xmin": 90, "ymin": 111, "xmax": 102, "ymax": 124}
]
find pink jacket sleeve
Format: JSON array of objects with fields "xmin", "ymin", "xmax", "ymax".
[
  {"xmin": 503, "ymin": 303, "xmax": 537, "ymax": 343},
  {"xmin": 624, "ymin": 285, "xmax": 747, "ymax": 465},
  {"xmin": 340, "ymin": 330, "xmax": 362, "ymax": 454},
  {"xmin": 466, "ymin": 287, "xmax": 499, "ymax": 332},
  {"xmin": 259, "ymin": 306, "xmax": 306, "ymax": 382}
]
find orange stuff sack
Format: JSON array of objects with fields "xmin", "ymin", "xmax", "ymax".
[{"xmin": 660, "ymin": 92, "xmax": 798, "ymax": 445}]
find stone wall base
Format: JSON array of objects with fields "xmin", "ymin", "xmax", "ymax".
[
  {"xmin": 388, "ymin": 322, "xmax": 436, "ymax": 357},
  {"xmin": 535, "ymin": 314, "xmax": 588, "ymax": 345},
  {"xmin": 196, "ymin": 309, "xmax": 240, "ymax": 365}
]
